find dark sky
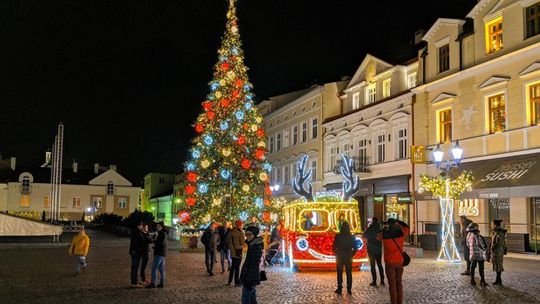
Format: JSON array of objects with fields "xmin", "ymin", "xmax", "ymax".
[{"xmin": 0, "ymin": 0, "xmax": 477, "ymax": 185}]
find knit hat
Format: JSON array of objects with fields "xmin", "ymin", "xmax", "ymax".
[
  {"xmin": 468, "ymin": 222, "xmax": 479, "ymax": 231},
  {"xmin": 246, "ymin": 225, "xmax": 260, "ymax": 237},
  {"xmin": 235, "ymin": 220, "xmax": 244, "ymax": 229}
]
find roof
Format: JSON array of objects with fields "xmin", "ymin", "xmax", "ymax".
[{"xmin": 422, "ymin": 18, "xmax": 466, "ymax": 41}]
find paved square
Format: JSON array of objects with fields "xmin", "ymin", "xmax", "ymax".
[{"xmin": 1, "ymin": 229, "xmax": 539, "ymax": 304}]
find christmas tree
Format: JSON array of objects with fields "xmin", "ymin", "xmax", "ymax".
[{"xmin": 183, "ymin": 0, "xmax": 272, "ymax": 224}]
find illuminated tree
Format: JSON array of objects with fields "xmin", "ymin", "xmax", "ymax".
[{"xmin": 183, "ymin": 0, "xmax": 271, "ymax": 224}]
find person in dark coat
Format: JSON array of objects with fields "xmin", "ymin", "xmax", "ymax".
[
  {"xmin": 364, "ymin": 217, "xmax": 384, "ymax": 286},
  {"xmin": 459, "ymin": 215, "xmax": 473, "ymax": 275},
  {"xmin": 146, "ymin": 222, "xmax": 167, "ymax": 288},
  {"xmin": 240, "ymin": 225, "xmax": 264, "ymax": 304},
  {"xmin": 218, "ymin": 221, "xmax": 232, "ymax": 274},
  {"xmin": 129, "ymin": 222, "xmax": 147, "ymax": 288},
  {"xmin": 490, "ymin": 219, "xmax": 507, "ymax": 285},
  {"xmin": 201, "ymin": 223, "xmax": 219, "ymax": 276},
  {"xmin": 332, "ymin": 221, "xmax": 358, "ymax": 295},
  {"xmin": 467, "ymin": 222, "xmax": 488, "ymax": 286}
]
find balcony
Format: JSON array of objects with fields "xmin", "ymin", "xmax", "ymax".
[{"xmin": 332, "ymin": 156, "xmax": 371, "ymax": 173}]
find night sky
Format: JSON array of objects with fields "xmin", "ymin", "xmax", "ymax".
[{"xmin": 0, "ymin": 0, "xmax": 477, "ymax": 185}]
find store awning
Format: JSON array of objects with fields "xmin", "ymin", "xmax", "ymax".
[{"xmin": 460, "ymin": 153, "xmax": 540, "ymax": 199}]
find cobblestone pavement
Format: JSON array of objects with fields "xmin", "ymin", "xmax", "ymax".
[{"xmin": 1, "ymin": 229, "xmax": 539, "ymax": 304}]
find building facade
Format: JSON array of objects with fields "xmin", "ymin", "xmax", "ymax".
[
  {"xmin": 413, "ymin": 0, "xmax": 540, "ymax": 252},
  {"xmin": 142, "ymin": 172, "xmax": 176, "ymax": 223},
  {"xmin": 323, "ymin": 54, "xmax": 418, "ymax": 229},
  {"xmin": 258, "ymin": 82, "xmax": 347, "ymax": 202}
]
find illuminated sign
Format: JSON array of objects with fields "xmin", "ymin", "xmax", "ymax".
[
  {"xmin": 397, "ymin": 196, "xmax": 411, "ymax": 203},
  {"xmin": 373, "ymin": 196, "xmax": 384, "ymax": 202},
  {"xmin": 459, "ymin": 199, "xmax": 479, "ymax": 216},
  {"xmin": 411, "ymin": 145, "xmax": 426, "ymax": 164}
]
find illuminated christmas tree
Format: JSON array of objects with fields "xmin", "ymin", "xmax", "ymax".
[{"xmin": 183, "ymin": 0, "xmax": 272, "ymax": 224}]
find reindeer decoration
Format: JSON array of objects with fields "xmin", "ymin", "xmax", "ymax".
[
  {"xmin": 292, "ymin": 155, "xmax": 314, "ymax": 202},
  {"xmin": 340, "ymin": 154, "xmax": 360, "ymax": 201}
]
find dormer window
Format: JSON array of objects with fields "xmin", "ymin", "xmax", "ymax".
[
  {"xmin": 485, "ymin": 17, "xmax": 503, "ymax": 53},
  {"xmin": 21, "ymin": 175, "xmax": 31, "ymax": 194},
  {"xmin": 366, "ymin": 83, "xmax": 376, "ymax": 104},
  {"xmin": 352, "ymin": 92, "xmax": 360, "ymax": 110},
  {"xmin": 526, "ymin": 2, "xmax": 540, "ymax": 38},
  {"xmin": 107, "ymin": 181, "xmax": 115, "ymax": 196},
  {"xmin": 438, "ymin": 44, "xmax": 450, "ymax": 73},
  {"xmin": 383, "ymin": 79, "xmax": 391, "ymax": 98}
]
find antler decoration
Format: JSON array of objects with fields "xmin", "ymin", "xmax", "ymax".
[
  {"xmin": 340, "ymin": 154, "xmax": 360, "ymax": 201},
  {"xmin": 292, "ymin": 155, "xmax": 314, "ymax": 202}
]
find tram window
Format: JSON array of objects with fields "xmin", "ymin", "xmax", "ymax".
[{"xmin": 300, "ymin": 210, "xmax": 329, "ymax": 231}]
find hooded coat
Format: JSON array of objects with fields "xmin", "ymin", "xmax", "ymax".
[
  {"xmin": 490, "ymin": 227, "xmax": 507, "ymax": 271},
  {"xmin": 363, "ymin": 222, "xmax": 382, "ymax": 255},
  {"xmin": 332, "ymin": 223, "xmax": 357, "ymax": 262},
  {"xmin": 227, "ymin": 227, "xmax": 245, "ymax": 258},
  {"xmin": 467, "ymin": 230, "xmax": 488, "ymax": 262},
  {"xmin": 240, "ymin": 236, "xmax": 264, "ymax": 288}
]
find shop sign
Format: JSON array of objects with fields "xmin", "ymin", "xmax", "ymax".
[
  {"xmin": 459, "ymin": 199, "xmax": 479, "ymax": 216},
  {"xmin": 411, "ymin": 145, "xmax": 426, "ymax": 164},
  {"xmin": 489, "ymin": 198, "xmax": 510, "ymax": 210},
  {"xmin": 480, "ymin": 160, "xmax": 536, "ymax": 182},
  {"xmin": 315, "ymin": 190, "xmax": 343, "ymax": 197},
  {"xmin": 373, "ymin": 196, "xmax": 384, "ymax": 202},
  {"xmin": 397, "ymin": 196, "xmax": 411, "ymax": 203}
]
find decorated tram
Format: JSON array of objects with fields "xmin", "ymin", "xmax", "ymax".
[{"xmin": 280, "ymin": 154, "xmax": 368, "ymax": 270}]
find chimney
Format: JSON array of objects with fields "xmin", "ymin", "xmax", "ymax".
[
  {"xmin": 109, "ymin": 165, "xmax": 117, "ymax": 171},
  {"xmin": 94, "ymin": 163, "xmax": 99, "ymax": 174},
  {"xmin": 73, "ymin": 159, "xmax": 78, "ymax": 173},
  {"xmin": 10, "ymin": 157, "xmax": 16, "ymax": 171},
  {"xmin": 414, "ymin": 29, "xmax": 425, "ymax": 45}
]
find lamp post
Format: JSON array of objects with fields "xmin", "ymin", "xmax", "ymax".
[{"xmin": 431, "ymin": 140, "xmax": 464, "ymax": 263}]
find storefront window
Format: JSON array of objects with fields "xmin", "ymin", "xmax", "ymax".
[
  {"xmin": 488, "ymin": 198, "xmax": 510, "ymax": 228},
  {"xmin": 385, "ymin": 195, "xmax": 409, "ymax": 225},
  {"xmin": 530, "ymin": 198, "xmax": 540, "ymax": 254}
]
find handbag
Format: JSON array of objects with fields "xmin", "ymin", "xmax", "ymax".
[
  {"xmin": 259, "ymin": 250, "xmax": 268, "ymax": 281},
  {"xmin": 260, "ymin": 270, "xmax": 268, "ymax": 281},
  {"xmin": 391, "ymin": 238, "xmax": 411, "ymax": 266}
]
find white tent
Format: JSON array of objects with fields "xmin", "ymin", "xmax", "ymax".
[{"xmin": 0, "ymin": 213, "xmax": 62, "ymax": 236}]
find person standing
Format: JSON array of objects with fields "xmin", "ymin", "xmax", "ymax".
[
  {"xmin": 129, "ymin": 222, "xmax": 147, "ymax": 288},
  {"xmin": 459, "ymin": 215, "xmax": 473, "ymax": 275},
  {"xmin": 227, "ymin": 220, "xmax": 245, "ymax": 286},
  {"xmin": 380, "ymin": 218, "xmax": 410, "ymax": 304},
  {"xmin": 68, "ymin": 228, "xmax": 90, "ymax": 275},
  {"xmin": 490, "ymin": 219, "xmax": 507, "ymax": 285},
  {"xmin": 202, "ymin": 223, "xmax": 219, "ymax": 276},
  {"xmin": 332, "ymin": 221, "xmax": 357, "ymax": 295},
  {"xmin": 364, "ymin": 217, "xmax": 384, "ymax": 286},
  {"xmin": 467, "ymin": 222, "xmax": 488, "ymax": 286},
  {"xmin": 240, "ymin": 226, "xmax": 264, "ymax": 304},
  {"xmin": 218, "ymin": 221, "xmax": 232, "ymax": 274},
  {"xmin": 146, "ymin": 222, "xmax": 167, "ymax": 288},
  {"xmin": 140, "ymin": 224, "xmax": 153, "ymax": 285}
]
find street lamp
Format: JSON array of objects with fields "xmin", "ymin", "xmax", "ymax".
[{"xmin": 269, "ymin": 184, "xmax": 280, "ymax": 192}]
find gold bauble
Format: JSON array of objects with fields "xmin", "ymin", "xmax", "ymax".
[
  {"xmin": 257, "ymin": 141, "xmax": 266, "ymax": 148},
  {"xmin": 251, "ymin": 125, "xmax": 258, "ymax": 132},
  {"xmin": 215, "ymin": 91, "xmax": 222, "ymax": 98},
  {"xmin": 201, "ymin": 159, "xmax": 210, "ymax": 168},
  {"xmin": 242, "ymin": 184, "xmax": 250, "ymax": 192},
  {"xmin": 222, "ymin": 148, "xmax": 232, "ymax": 157},
  {"xmin": 259, "ymin": 173, "xmax": 268, "ymax": 181},
  {"xmin": 219, "ymin": 79, "xmax": 226, "ymax": 86}
]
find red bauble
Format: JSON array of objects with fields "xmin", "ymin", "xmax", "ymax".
[
  {"xmin": 241, "ymin": 158, "xmax": 251, "ymax": 169},
  {"xmin": 195, "ymin": 124, "xmax": 204, "ymax": 133},
  {"xmin": 186, "ymin": 197, "xmax": 196, "ymax": 207},
  {"xmin": 237, "ymin": 135, "xmax": 246, "ymax": 145},
  {"xmin": 206, "ymin": 111, "xmax": 215, "ymax": 120},
  {"xmin": 264, "ymin": 198, "xmax": 271, "ymax": 206},
  {"xmin": 256, "ymin": 129, "xmax": 265, "ymax": 138},
  {"xmin": 220, "ymin": 98, "xmax": 230, "ymax": 107},
  {"xmin": 265, "ymin": 186, "xmax": 272, "ymax": 196},
  {"xmin": 263, "ymin": 211, "xmax": 271, "ymax": 222},
  {"xmin": 202, "ymin": 101, "xmax": 212, "ymax": 111},
  {"xmin": 235, "ymin": 79, "xmax": 243, "ymax": 88},
  {"xmin": 178, "ymin": 211, "xmax": 190, "ymax": 223},
  {"xmin": 185, "ymin": 184, "xmax": 196, "ymax": 195},
  {"xmin": 232, "ymin": 90, "xmax": 240, "ymax": 99},
  {"xmin": 255, "ymin": 149, "xmax": 265, "ymax": 160},
  {"xmin": 186, "ymin": 172, "xmax": 198, "ymax": 183},
  {"xmin": 220, "ymin": 62, "xmax": 230, "ymax": 71}
]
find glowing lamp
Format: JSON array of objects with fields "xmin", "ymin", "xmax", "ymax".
[
  {"xmin": 255, "ymin": 197, "xmax": 263, "ymax": 208},
  {"xmin": 86, "ymin": 207, "xmax": 92, "ymax": 212},
  {"xmin": 221, "ymin": 169, "xmax": 231, "ymax": 179},
  {"xmin": 432, "ymin": 144, "xmax": 444, "ymax": 165},
  {"xmin": 220, "ymin": 62, "xmax": 230, "ymax": 71},
  {"xmin": 220, "ymin": 98, "xmax": 230, "ymax": 107},
  {"xmin": 195, "ymin": 124, "xmax": 204, "ymax": 133},
  {"xmin": 451, "ymin": 140, "xmax": 464, "ymax": 164},
  {"xmin": 245, "ymin": 102, "xmax": 253, "ymax": 110},
  {"xmin": 186, "ymin": 197, "xmax": 196, "ymax": 207},
  {"xmin": 204, "ymin": 135, "xmax": 213, "ymax": 145},
  {"xmin": 206, "ymin": 111, "xmax": 215, "ymax": 120},
  {"xmin": 237, "ymin": 135, "xmax": 246, "ymax": 145},
  {"xmin": 235, "ymin": 110, "xmax": 245, "ymax": 120},
  {"xmin": 192, "ymin": 149, "xmax": 201, "ymax": 159},
  {"xmin": 241, "ymin": 158, "xmax": 251, "ymax": 169},
  {"xmin": 220, "ymin": 121, "xmax": 229, "ymax": 131},
  {"xmin": 202, "ymin": 101, "xmax": 212, "ymax": 111},
  {"xmin": 198, "ymin": 183, "xmax": 208, "ymax": 194},
  {"xmin": 186, "ymin": 172, "xmax": 198, "ymax": 183},
  {"xmin": 185, "ymin": 184, "xmax": 196, "ymax": 195},
  {"xmin": 256, "ymin": 129, "xmax": 265, "ymax": 138}
]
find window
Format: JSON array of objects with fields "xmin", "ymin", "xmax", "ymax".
[
  {"xmin": 486, "ymin": 17, "xmax": 503, "ymax": 53},
  {"xmin": 118, "ymin": 197, "xmax": 127, "ymax": 209},
  {"xmin": 343, "ymin": 143, "xmax": 351, "ymax": 157},
  {"xmin": 283, "ymin": 130, "xmax": 290, "ymax": 148},
  {"xmin": 21, "ymin": 195, "xmax": 30, "ymax": 207},
  {"xmin": 21, "ymin": 175, "xmax": 31, "ymax": 194},
  {"xmin": 312, "ymin": 118, "xmax": 318, "ymax": 139},
  {"xmin": 93, "ymin": 197, "xmax": 103, "ymax": 209},
  {"xmin": 438, "ymin": 44, "xmax": 450, "ymax": 73},
  {"xmin": 352, "ymin": 92, "xmax": 360, "ymax": 110},
  {"xmin": 397, "ymin": 128, "xmax": 408, "ymax": 160},
  {"xmin": 284, "ymin": 165, "xmax": 290, "ymax": 185},
  {"xmin": 302, "ymin": 122, "xmax": 307, "ymax": 142},
  {"xmin": 527, "ymin": 2, "xmax": 540, "ymax": 38},
  {"xmin": 366, "ymin": 83, "xmax": 376, "ymax": 104},
  {"xmin": 376, "ymin": 134, "xmax": 386, "ymax": 163},
  {"xmin": 159, "ymin": 177, "xmax": 164, "ymax": 184},
  {"xmin": 269, "ymin": 136, "xmax": 274, "ymax": 153},
  {"xmin": 488, "ymin": 93, "xmax": 506, "ymax": 133},
  {"xmin": 358, "ymin": 139, "xmax": 367, "ymax": 163},
  {"xmin": 44, "ymin": 195, "xmax": 50, "ymax": 208},
  {"xmin": 276, "ymin": 167, "xmax": 282, "ymax": 185},
  {"xmin": 292, "ymin": 126, "xmax": 298, "ymax": 145},
  {"xmin": 438, "ymin": 109, "xmax": 452, "ymax": 143},
  {"xmin": 407, "ymin": 73, "xmax": 417, "ymax": 89},
  {"xmin": 107, "ymin": 181, "xmax": 115, "ymax": 196},
  {"xmin": 529, "ymin": 83, "xmax": 540, "ymax": 125},
  {"xmin": 72, "ymin": 197, "xmax": 81, "ymax": 208},
  {"xmin": 311, "ymin": 160, "xmax": 317, "ymax": 182},
  {"xmin": 383, "ymin": 79, "xmax": 391, "ymax": 98},
  {"xmin": 329, "ymin": 147, "xmax": 339, "ymax": 171},
  {"xmin": 276, "ymin": 133, "xmax": 282, "ymax": 151}
]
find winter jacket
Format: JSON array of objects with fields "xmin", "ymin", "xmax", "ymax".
[
  {"xmin": 364, "ymin": 222, "xmax": 382, "ymax": 255},
  {"xmin": 467, "ymin": 231, "xmax": 488, "ymax": 262},
  {"xmin": 379, "ymin": 221, "xmax": 410, "ymax": 265},
  {"xmin": 129, "ymin": 230, "xmax": 146, "ymax": 255},
  {"xmin": 142, "ymin": 232, "xmax": 153, "ymax": 254},
  {"xmin": 228, "ymin": 227, "xmax": 246, "ymax": 258},
  {"xmin": 217, "ymin": 227, "xmax": 230, "ymax": 251},
  {"xmin": 332, "ymin": 232, "xmax": 357, "ymax": 262},
  {"xmin": 490, "ymin": 227, "xmax": 507, "ymax": 264},
  {"xmin": 460, "ymin": 218, "xmax": 473, "ymax": 246},
  {"xmin": 68, "ymin": 232, "xmax": 90, "ymax": 256},
  {"xmin": 154, "ymin": 230, "xmax": 167, "ymax": 257},
  {"xmin": 240, "ymin": 237, "xmax": 264, "ymax": 288}
]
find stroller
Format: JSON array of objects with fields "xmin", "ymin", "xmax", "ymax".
[{"xmin": 265, "ymin": 241, "xmax": 283, "ymax": 266}]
